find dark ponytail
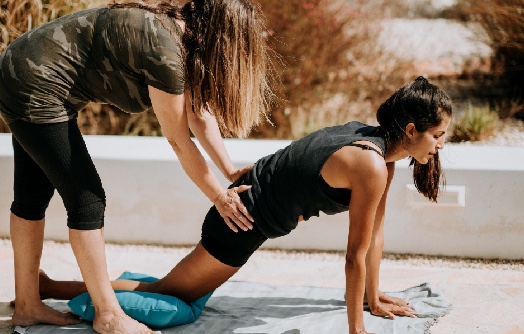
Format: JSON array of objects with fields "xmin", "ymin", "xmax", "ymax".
[{"xmin": 377, "ymin": 76, "xmax": 452, "ymax": 202}]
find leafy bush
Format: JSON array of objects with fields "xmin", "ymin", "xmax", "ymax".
[{"xmin": 450, "ymin": 104, "xmax": 498, "ymax": 142}]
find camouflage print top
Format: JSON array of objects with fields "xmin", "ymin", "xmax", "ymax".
[{"xmin": 0, "ymin": 7, "xmax": 184, "ymax": 124}]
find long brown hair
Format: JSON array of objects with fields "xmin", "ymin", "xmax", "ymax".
[
  {"xmin": 376, "ymin": 76, "xmax": 453, "ymax": 202},
  {"xmin": 109, "ymin": 0, "xmax": 273, "ymax": 138}
]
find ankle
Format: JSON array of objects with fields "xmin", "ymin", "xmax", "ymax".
[{"xmin": 13, "ymin": 297, "xmax": 43, "ymax": 311}]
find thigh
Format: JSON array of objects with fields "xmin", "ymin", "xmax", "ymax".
[
  {"xmin": 137, "ymin": 206, "xmax": 267, "ymax": 302},
  {"xmin": 10, "ymin": 135, "xmax": 55, "ymax": 220},
  {"xmin": 148, "ymin": 242, "xmax": 240, "ymax": 303},
  {"xmin": 9, "ymin": 120, "xmax": 106, "ymax": 228}
]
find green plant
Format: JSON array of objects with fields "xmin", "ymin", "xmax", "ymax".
[{"xmin": 450, "ymin": 104, "xmax": 498, "ymax": 142}]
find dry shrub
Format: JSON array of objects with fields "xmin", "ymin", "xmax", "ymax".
[
  {"xmin": 0, "ymin": 0, "xmax": 111, "ymax": 133},
  {"xmin": 1, "ymin": 0, "xmax": 418, "ymax": 138},
  {"xmin": 252, "ymin": 0, "xmax": 417, "ymax": 139},
  {"xmin": 0, "ymin": 0, "xmax": 109, "ymax": 51},
  {"xmin": 448, "ymin": 0, "xmax": 524, "ymax": 119},
  {"xmin": 0, "ymin": 0, "xmax": 162, "ymax": 135},
  {"xmin": 76, "ymin": 103, "xmax": 128, "ymax": 135}
]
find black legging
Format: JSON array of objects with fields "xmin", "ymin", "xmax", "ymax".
[{"xmin": 9, "ymin": 119, "xmax": 105, "ymax": 230}]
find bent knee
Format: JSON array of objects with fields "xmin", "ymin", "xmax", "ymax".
[
  {"xmin": 10, "ymin": 188, "xmax": 55, "ymax": 221},
  {"xmin": 66, "ymin": 199, "xmax": 106, "ymax": 230}
]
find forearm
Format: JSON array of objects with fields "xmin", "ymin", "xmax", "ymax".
[
  {"xmin": 345, "ymin": 257, "xmax": 367, "ymax": 334},
  {"xmin": 188, "ymin": 109, "xmax": 235, "ymax": 181},
  {"xmin": 170, "ymin": 138, "xmax": 225, "ymax": 202},
  {"xmin": 364, "ymin": 234, "xmax": 384, "ymax": 305},
  {"xmin": 365, "ymin": 163, "xmax": 393, "ymax": 305}
]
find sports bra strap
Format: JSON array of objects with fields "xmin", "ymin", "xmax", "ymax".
[{"xmin": 348, "ymin": 143, "xmax": 383, "ymax": 157}]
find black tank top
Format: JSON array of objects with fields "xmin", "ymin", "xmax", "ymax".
[{"xmin": 237, "ymin": 121, "xmax": 386, "ymax": 238}]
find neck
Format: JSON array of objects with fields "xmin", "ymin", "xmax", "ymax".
[{"xmin": 384, "ymin": 141, "xmax": 410, "ymax": 163}]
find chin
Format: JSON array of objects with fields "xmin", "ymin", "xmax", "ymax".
[{"xmin": 415, "ymin": 157, "xmax": 430, "ymax": 164}]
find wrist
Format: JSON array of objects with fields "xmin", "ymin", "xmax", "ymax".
[
  {"xmin": 365, "ymin": 295, "xmax": 380, "ymax": 308},
  {"xmin": 220, "ymin": 169, "xmax": 233, "ymax": 183},
  {"xmin": 226, "ymin": 173, "xmax": 234, "ymax": 183},
  {"xmin": 212, "ymin": 190, "xmax": 226, "ymax": 204}
]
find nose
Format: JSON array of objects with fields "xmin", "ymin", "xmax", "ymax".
[{"xmin": 437, "ymin": 137, "xmax": 445, "ymax": 150}]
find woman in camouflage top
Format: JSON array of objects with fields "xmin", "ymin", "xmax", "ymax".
[{"xmin": 0, "ymin": 0, "xmax": 273, "ymax": 332}]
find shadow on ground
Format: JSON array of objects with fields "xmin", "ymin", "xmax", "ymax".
[{"xmin": 0, "ymin": 302, "xmax": 13, "ymax": 333}]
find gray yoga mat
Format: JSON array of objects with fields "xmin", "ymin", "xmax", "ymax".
[{"xmin": 14, "ymin": 281, "xmax": 451, "ymax": 334}]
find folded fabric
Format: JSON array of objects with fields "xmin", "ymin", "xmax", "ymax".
[{"xmin": 67, "ymin": 271, "xmax": 213, "ymax": 329}]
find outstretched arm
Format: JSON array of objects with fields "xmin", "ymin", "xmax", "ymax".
[
  {"xmin": 322, "ymin": 144, "xmax": 389, "ymax": 334},
  {"xmin": 149, "ymin": 86, "xmax": 252, "ymax": 232},
  {"xmin": 364, "ymin": 162, "xmax": 415, "ymax": 319},
  {"xmin": 322, "ymin": 145, "xmax": 414, "ymax": 333},
  {"xmin": 345, "ymin": 155, "xmax": 388, "ymax": 334},
  {"xmin": 186, "ymin": 101, "xmax": 253, "ymax": 184}
]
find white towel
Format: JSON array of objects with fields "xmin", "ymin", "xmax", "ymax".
[{"xmin": 14, "ymin": 281, "xmax": 451, "ymax": 334}]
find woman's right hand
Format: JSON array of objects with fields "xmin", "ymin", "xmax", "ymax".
[{"xmin": 213, "ymin": 185, "xmax": 254, "ymax": 232}]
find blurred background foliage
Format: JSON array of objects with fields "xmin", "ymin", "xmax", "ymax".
[{"xmin": 0, "ymin": 0, "xmax": 523, "ymax": 142}]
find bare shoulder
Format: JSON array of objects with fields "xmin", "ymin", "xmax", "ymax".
[{"xmin": 321, "ymin": 141, "xmax": 388, "ymax": 191}]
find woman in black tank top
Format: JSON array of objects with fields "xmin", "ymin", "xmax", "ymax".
[{"xmin": 37, "ymin": 77, "xmax": 453, "ymax": 334}]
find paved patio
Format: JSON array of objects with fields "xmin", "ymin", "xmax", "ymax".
[{"xmin": 1, "ymin": 239, "xmax": 523, "ymax": 334}]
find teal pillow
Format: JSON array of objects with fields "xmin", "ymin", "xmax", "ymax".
[{"xmin": 67, "ymin": 272, "xmax": 213, "ymax": 329}]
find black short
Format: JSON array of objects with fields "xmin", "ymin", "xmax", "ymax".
[
  {"xmin": 201, "ymin": 206, "xmax": 267, "ymax": 267},
  {"xmin": 8, "ymin": 119, "xmax": 106, "ymax": 230}
]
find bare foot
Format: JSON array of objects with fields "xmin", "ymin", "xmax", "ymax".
[
  {"xmin": 12, "ymin": 301, "xmax": 82, "ymax": 327},
  {"xmin": 94, "ymin": 312, "xmax": 155, "ymax": 334}
]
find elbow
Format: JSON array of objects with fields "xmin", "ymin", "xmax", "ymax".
[
  {"xmin": 166, "ymin": 137, "xmax": 191, "ymax": 155},
  {"xmin": 187, "ymin": 109, "xmax": 210, "ymax": 131},
  {"xmin": 345, "ymin": 248, "xmax": 367, "ymax": 272}
]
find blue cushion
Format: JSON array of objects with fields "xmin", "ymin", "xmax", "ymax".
[{"xmin": 67, "ymin": 272, "xmax": 213, "ymax": 329}]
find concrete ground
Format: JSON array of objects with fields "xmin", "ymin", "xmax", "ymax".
[{"xmin": 1, "ymin": 239, "xmax": 523, "ymax": 334}]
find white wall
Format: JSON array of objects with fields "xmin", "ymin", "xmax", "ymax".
[{"xmin": 1, "ymin": 133, "xmax": 523, "ymax": 259}]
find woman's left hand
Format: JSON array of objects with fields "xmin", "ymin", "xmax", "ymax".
[
  {"xmin": 228, "ymin": 164, "xmax": 254, "ymax": 183},
  {"xmin": 369, "ymin": 300, "xmax": 416, "ymax": 320},
  {"xmin": 368, "ymin": 292, "xmax": 416, "ymax": 319},
  {"xmin": 214, "ymin": 185, "xmax": 254, "ymax": 232}
]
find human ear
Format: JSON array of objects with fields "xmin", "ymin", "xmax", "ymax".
[{"xmin": 404, "ymin": 122, "xmax": 416, "ymax": 140}]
